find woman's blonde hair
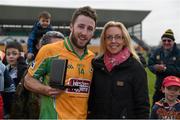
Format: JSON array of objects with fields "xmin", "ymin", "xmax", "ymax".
[{"xmin": 97, "ymin": 21, "xmax": 139, "ymax": 61}]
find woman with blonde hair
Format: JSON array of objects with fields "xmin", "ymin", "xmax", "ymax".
[{"xmin": 88, "ymin": 21, "xmax": 150, "ymax": 119}]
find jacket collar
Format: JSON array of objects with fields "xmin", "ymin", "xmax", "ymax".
[{"xmin": 92, "ymin": 55, "xmax": 134, "ymax": 71}]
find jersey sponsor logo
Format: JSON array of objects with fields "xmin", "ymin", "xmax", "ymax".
[
  {"xmin": 66, "ymin": 78, "xmax": 91, "ymax": 93},
  {"xmin": 67, "ymin": 64, "xmax": 74, "ymax": 69}
]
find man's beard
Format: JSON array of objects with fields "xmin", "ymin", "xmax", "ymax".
[{"xmin": 70, "ymin": 32, "xmax": 90, "ymax": 49}]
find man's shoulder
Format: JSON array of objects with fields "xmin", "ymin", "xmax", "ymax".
[
  {"xmin": 42, "ymin": 41, "xmax": 64, "ymax": 50},
  {"xmin": 149, "ymin": 47, "xmax": 162, "ymax": 57},
  {"xmin": 37, "ymin": 41, "xmax": 64, "ymax": 58},
  {"xmin": 153, "ymin": 46, "xmax": 162, "ymax": 53},
  {"xmin": 173, "ymin": 45, "xmax": 180, "ymax": 54}
]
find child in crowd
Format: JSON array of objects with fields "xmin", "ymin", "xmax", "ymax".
[
  {"xmin": 27, "ymin": 11, "xmax": 53, "ymax": 61},
  {"xmin": 2, "ymin": 41, "xmax": 27, "ymax": 118},
  {"xmin": 150, "ymin": 76, "xmax": 180, "ymax": 119}
]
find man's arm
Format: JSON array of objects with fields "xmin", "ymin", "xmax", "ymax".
[
  {"xmin": 163, "ymin": 52, "xmax": 180, "ymax": 76},
  {"xmin": 24, "ymin": 73, "xmax": 62, "ymax": 97}
]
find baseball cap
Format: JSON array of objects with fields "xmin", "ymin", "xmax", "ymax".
[{"xmin": 162, "ymin": 76, "xmax": 180, "ymax": 87}]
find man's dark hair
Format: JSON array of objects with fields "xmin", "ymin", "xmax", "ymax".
[
  {"xmin": 5, "ymin": 41, "xmax": 23, "ymax": 52},
  {"xmin": 38, "ymin": 11, "xmax": 51, "ymax": 19},
  {"xmin": 71, "ymin": 6, "xmax": 97, "ymax": 25}
]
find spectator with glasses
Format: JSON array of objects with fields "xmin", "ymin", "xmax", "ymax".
[
  {"xmin": 148, "ymin": 29, "xmax": 180, "ymax": 105},
  {"xmin": 88, "ymin": 21, "xmax": 150, "ymax": 119}
]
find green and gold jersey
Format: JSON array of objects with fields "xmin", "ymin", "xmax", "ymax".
[{"xmin": 28, "ymin": 38, "xmax": 95, "ymax": 119}]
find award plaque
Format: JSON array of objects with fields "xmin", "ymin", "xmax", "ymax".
[{"xmin": 49, "ymin": 59, "xmax": 79, "ymax": 89}]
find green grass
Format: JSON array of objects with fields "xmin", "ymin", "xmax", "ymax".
[
  {"xmin": 142, "ymin": 52, "xmax": 156, "ymax": 106},
  {"xmin": 145, "ymin": 68, "xmax": 156, "ymax": 107}
]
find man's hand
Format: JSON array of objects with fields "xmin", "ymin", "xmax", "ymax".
[
  {"xmin": 44, "ymin": 86, "xmax": 63, "ymax": 98},
  {"xmin": 24, "ymin": 74, "xmax": 63, "ymax": 97},
  {"xmin": 154, "ymin": 64, "xmax": 166, "ymax": 72}
]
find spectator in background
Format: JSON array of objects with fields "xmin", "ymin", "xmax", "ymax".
[
  {"xmin": 0, "ymin": 60, "xmax": 15, "ymax": 119},
  {"xmin": 135, "ymin": 47, "xmax": 147, "ymax": 67},
  {"xmin": 137, "ymin": 52, "xmax": 147, "ymax": 67},
  {"xmin": 0, "ymin": 50, "xmax": 5, "ymax": 61},
  {"xmin": 2, "ymin": 41, "xmax": 27, "ymax": 118},
  {"xmin": 88, "ymin": 21, "xmax": 150, "ymax": 119},
  {"xmin": 150, "ymin": 76, "xmax": 180, "ymax": 119},
  {"xmin": 148, "ymin": 29, "xmax": 180, "ymax": 105},
  {"xmin": 39, "ymin": 31, "xmax": 64, "ymax": 47},
  {"xmin": 27, "ymin": 11, "xmax": 53, "ymax": 61}
]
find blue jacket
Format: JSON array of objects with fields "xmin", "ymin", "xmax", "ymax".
[
  {"xmin": 148, "ymin": 44, "xmax": 180, "ymax": 90},
  {"xmin": 27, "ymin": 21, "xmax": 53, "ymax": 55}
]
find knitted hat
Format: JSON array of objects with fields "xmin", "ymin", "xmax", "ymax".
[
  {"xmin": 163, "ymin": 76, "xmax": 180, "ymax": 87},
  {"xmin": 161, "ymin": 29, "xmax": 175, "ymax": 41}
]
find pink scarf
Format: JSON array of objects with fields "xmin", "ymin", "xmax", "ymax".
[{"xmin": 104, "ymin": 47, "xmax": 130, "ymax": 72}]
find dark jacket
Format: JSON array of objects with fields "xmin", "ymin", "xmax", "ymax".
[
  {"xmin": 148, "ymin": 44, "xmax": 180, "ymax": 90},
  {"xmin": 7, "ymin": 56, "xmax": 28, "ymax": 87},
  {"xmin": 88, "ymin": 56, "xmax": 150, "ymax": 119},
  {"xmin": 17, "ymin": 56, "xmax": 28, "ymax": 87},
  {"xmin": 27, "ymin": 21, "xmax": 52, "ymax": 55},
  {"xmin": 0, "ymin": 61, "xmax": 15, "ymax": 93}
]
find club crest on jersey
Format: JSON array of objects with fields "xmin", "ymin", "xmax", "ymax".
[
  {"xmin": 77, "ymin": 64, "xmax": 85, "ymax": 75},
  {"xmin": 30, "ymin": 61, "xmax": 35, "ymax": 69}
]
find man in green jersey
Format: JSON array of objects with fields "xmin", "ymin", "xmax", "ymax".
[{"xmin": 24, "ymin": 6, "xmax": 97, "ymax": 119}]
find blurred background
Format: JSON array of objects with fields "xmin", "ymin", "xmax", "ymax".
[{"xmin": 0, "ymin": 0, "xmax": 179, "ymax": 51}]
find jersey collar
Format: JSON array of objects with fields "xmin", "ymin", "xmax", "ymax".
[{"xmin": 64, "ymin": 37, "xmax": 88, "ymax": 60}]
